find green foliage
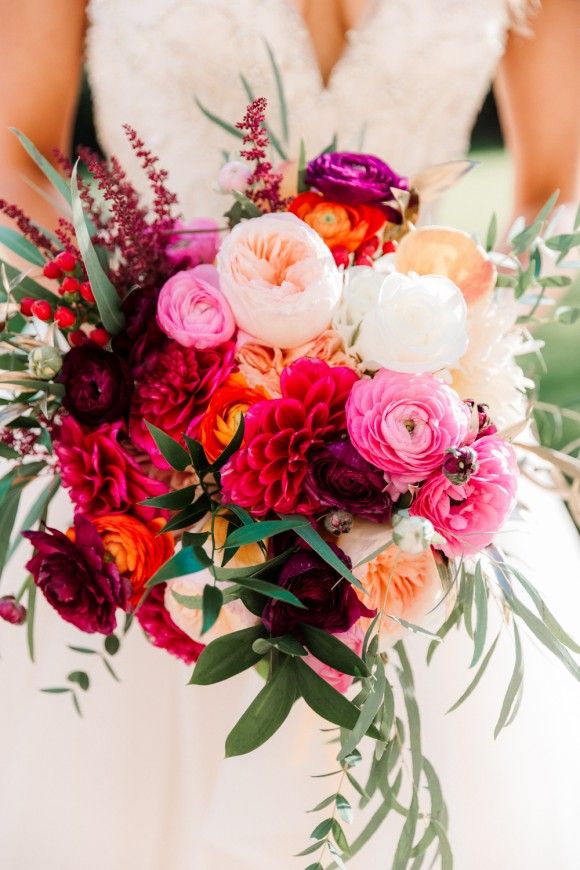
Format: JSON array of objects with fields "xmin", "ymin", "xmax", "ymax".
[
  {"xmin": 190, "ymin": 625, "xmax": 266, "ymax": 685},
  {"xmin": 301, "ymin": 623, "xmax": 369, "ymax": 678}
]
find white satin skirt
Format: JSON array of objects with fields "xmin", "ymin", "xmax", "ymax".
[{"xmin": 1, "ymin": 478, "xmax": 579, "ymax": 870}]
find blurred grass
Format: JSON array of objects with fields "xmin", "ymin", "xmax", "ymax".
[{"xmin": 439, "ymin": 146, "xmax": 580, "ymax": 451}]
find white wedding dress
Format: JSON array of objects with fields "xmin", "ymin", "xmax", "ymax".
[{"xmin": 1, "ymin": 2, "xmax": 579, "ymax": 868}]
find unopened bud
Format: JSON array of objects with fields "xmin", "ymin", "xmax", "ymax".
[
  {"xmin": 28, "ymin": 345, "xmax": 63, "ymax": 380},
  {"xmin": 443, "ymin": 446, "xmax": 479, "ymax": 485},
  {"xmin": 0, "ymin": 595, "xmax": 27, "ymax": 625},
  {"xmin": 324, "ymin": 509, "xmax": 354, "ymax": 536},
  {"xmin": 392, "ymin": 512, "xmax": 434, "ymax": 555}
]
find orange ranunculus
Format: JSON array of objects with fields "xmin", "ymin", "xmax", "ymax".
[
  {"xmin": 289, "ymin": 191, "xmax": 386, "ymax": 252},
  {"xmin": 198, "ymin": 372, "xmax": 269, "ymax": 462},
  {"xmin": 90, "ymin": 514, "xmax": 174, "ymax": 606}
]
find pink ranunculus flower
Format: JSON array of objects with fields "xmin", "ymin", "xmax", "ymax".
[
  {"xmin": 410, "ymin": 434, "xmax": 518, "ymax": 557},
  {"xmin": 165, "ymin": 218, "xmax": 220, "ymax": 269},
  {"xmin": 54, "ymin": 415, "xmax": 168, "ymax": 520},
  {"xmin": 347, "ymin": 370, "xmax": 471, "ymax": 483},
  {"xmin": 303, "ymin": 623, "xmax": 364, "ymax": 694},
  {"xmin": 217, "ymin": 160, "xmax": 252, "ymax": 194},
  {"xmin": 156, "ymin": 264, "xmax": 235, "ymax": 349},
  {"xmin": 217, "ymin": 213, "xmax": 342, "ymax": 348}
]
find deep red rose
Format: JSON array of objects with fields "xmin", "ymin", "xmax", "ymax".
[
  {"xmin": 129, "ymin": 338, "xmax": 235, "ymax": 468},
  {"xmin": 59, "ymin": 344, "xmax": 133, "ymax": 426},
  {"xmin": 24, "ymin": 515, "xmax": 130, "ymax": 634},
  {"xmin": 136, "ymin": 583, "xmax": 203, "ymax": 665},
  {"xmin": 262, "ymin": 543, "xmax": 375, "ymax": 637},
  {"xmin": 305, "ymin": 439, "xmax": 393, "ymax": 523},
  {"xmin": 0, "ymin": 595, "xmax": 27, "ymax": 625}
]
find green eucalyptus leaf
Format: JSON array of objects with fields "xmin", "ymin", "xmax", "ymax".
[
  {"xmin": 264, "ymin": 39, "xmax": 289, "ymax": 144},
  {"xmin": 297, "ymin": 137, "xmax": 308, "ymax": 192},
  {"xmin": 195, "ymin": 97, "xmax": 244, "ymax": 139},
  {"xmin": 0, "ymin": 260, "xmax": 55, "ymax": 302},
  {"xmin": 104, "ymin": 634, "xmax": 120, "ymax": 656},
  {"xmin": 485, "ymin": 212, "xmax": 497, "ymax": 252},
  {"xmin": 190, "ymin": 625, "xmax": 266, "ymax": 685},
  {"xmin": 447, "ymin": 632, "xmax": 500, "ymax": 713},
  {"xmin": 67, "ymin": 670, "xmax": 90, "ymax": 691},
  {"xmin": 0, "ymin": 227, "xmax": 45, "ymax": 265},
  {"xmin": 71, "ymin": 161, "xmax": 124, "ymax": 334},
  {"xmin": 225, "ymin": 657, "xmax": 297, "ymax": 756},
  {"xmin": 301, "ymin": 623, "xmax": 369, "ymax": 678},
  {"xmin": 494, "ymin": 622, "xmax": 524, "ymax": 738},
  {"xmin": 470, "ymin": 561, "xmax": 488, "ymax": 668},
  {"xmin": 395, "ymin": 642, "xmax": 422, "ymax": 783},
  {"xmin": 338, "ymin": 663, "xmax": 385, "ymax": 761},
  {"xmin": 335, "ymin": 794, "xmax": 353, "ymax": 825},
  {"xmin": 26, "ymin": 577, "xmax": 37, "ymax": 662},
  {"xmin": 11, "ymin": 128, "xmax": 72, "ymax": 206}
]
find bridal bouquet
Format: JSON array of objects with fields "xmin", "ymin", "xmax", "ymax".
[{"xmin": 1, "ymin": 97, "xmax": 579, "ymax": 868}]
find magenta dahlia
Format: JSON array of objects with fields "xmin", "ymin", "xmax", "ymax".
[
  {"xmin": 129, "ymin": 339, "xmax": 235, "ymax": 467},
  {"xmin": 220, "ymin": 358, "xmax": 358, "ymax": 516}
]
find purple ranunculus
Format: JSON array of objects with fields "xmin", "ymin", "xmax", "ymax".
[
  {"xmin": 24, "ymin": 516, "xmax": 130, "ymax": 635},
  {"xmin": 305, "ymin": 151, "xmax": 408, "ymax": 205},
  {"xmin": 59, "ymin": 344, "xmax": 133, "ymax": 426},
  {"xmin": 305, "ymin": 439, "xmax": 393, "ymax": 523},
  {"xmin": 262, "ymin": 544, "xmax": 375, "ymax": 638},
  {"xmin": 0, "ymin": 595, "xmax": 27, "ymax": 625}
]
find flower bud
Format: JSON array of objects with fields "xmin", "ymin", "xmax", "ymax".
[
  {"xmin": 465, "ymin": 400, "xmax": 497, "ymax": 439},
  {"xmin": 28, "ymin": 345, "xmax": 63, "ymax": 379},
  {"xmin": 218, "ymin": 160, "xmax": 252, "ymax": 194},
  {"xmin": 392, "ymin": 512, "xmax": 435, "ymax": 555},
  {"xmin": 324, "ymin": 509, "xmax": 354, "ymax": 536},
  {"xmin": 442, "ymin": 445, "xmax": 479, "ymax": 485},
  {"xmin": 0, "ymin": 595, "xmax": 27, "ymax": 625}
]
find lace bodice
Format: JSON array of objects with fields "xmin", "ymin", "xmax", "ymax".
[{"xmin": 86, "ymin": 0, "xmax": 510, "ymax": 218}]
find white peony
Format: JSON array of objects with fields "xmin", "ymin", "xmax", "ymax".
[
  {"xmin": 334, "ymin": 268, "xmax": 469, "ymax": 373},
  {"xmin": 217, "ymin": 213, "xmax": 342, "ymax": 348}
]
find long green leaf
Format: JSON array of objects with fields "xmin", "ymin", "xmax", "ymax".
[
  {"xmin": 508, "ymin": 594, "xmax": 580, "ymax": 680},
  {"xmin": 190, "ymin": 625, "xmax": 266, "ymax": 685},
  {"xmin": 264, "ymin": 39, "xmax": 289, "ymax": 143},
  {"xmin": 293, "ymin": 658, "xmax": 359, "ymax": 729},
  {"xmin": 507, "ymin": 564, "xmax": 580, "ymax": 654},
  {"xmin": 393, "ymin": 792, "xmax": 419, "ymax": 870},
  {"xmin": 225, "ymin": 657, "xmax": 297, "ymax": 755},
  {"xmin": 225, "ymin": 517, "xmax": 309, "ymax": 549},
  {"xmin": 280, "ymin": 515, "xmax": 365, "ymax": 592},
  {"xmin": 494, "ymin": 623, "xmax": 524, "ymax": 738},
  {"xmin": 447, "ymin": 633, "xmax": 500, "ymax": 713},
  {"xmin": 26, "ymin": 576, "xmax": 37, "ymax": 662},
  {"xmin": 11, "ymin": 128, "xmax": 72, "ymax": 206},
  {"xmin": 144, "ymin": 421, "xmax": 191, "ymax": 471},
  {"xmin": 201, "ymin": 584, "xmax": 223, "ymax": 635},
  {"xmin": 195, "ymin": 97, "xmax": 244, "ymax": 139},
  {"xmin": 211, "ymin": 416, "xmax": 245, "ymax": 471},
  {"xmin": 0, "ymin": 489, "xmax": 22, "ymax": 578},
  {"xmin": 232, "ymin": 573, "xmax": 306, "ymax": 608},
  {"xmin": 70, "ymin": 161, "xmax": 124, "ymax": 334},
  {"xmin": 396, "ymin": 642, "xmax": 422, "ymax": 784},
  {"xmin": 338, "ymin": 663, "xmax": 385, "ymax": 761},
  {"xmin": 7, "ymin": 474, "xmax": 60, "ymax": 560},
  {"xmin": 0, "ymin": 261, "xmax": 55, "ymax": 302},
  {"xmin": 0, "ymin": 228, "xmax": 45, "ymax": 265},
  {"xmin": 141, "ymin": 484, "xmax": 198, "ymax": 511},
  {"xmin": 470, "ymin": 561, "xmax": 488, "ymax": 667}
]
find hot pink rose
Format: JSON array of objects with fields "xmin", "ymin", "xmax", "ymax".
[
  {"xmin": 54, "ymin": 416, "xmax": 167, "ymax": 520},
  {"xmin": 410, "ymin": 434, "xmax": 518, "ymax": 557},
  {"xmin": 165, "ymin": 218, "xmax": 220, "ymax": 269},
  {"xmin": 347, "ymin": 370, "xmax": 470, "ymax": 484},
  {"xmin": 303, "ymin": 623, "xmax": 364, "ymax": 694},
  {"xmin": 156, "ymin": 264, "xmax": 235, "ymax": 349}
]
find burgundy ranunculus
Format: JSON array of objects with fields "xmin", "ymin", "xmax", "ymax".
[
  {"xmin": 59, "ymin": 344, "xmax": 133, "ymax": 426},
  {"xmin": 136, "ymin": 583, "xmax": 203, "ymax": 665},
  {"xmin": 24, "ymin": 516, "xmax": 130, "ymax": 634},
  {"xmin": 262, "ymin": 544, "xmax": 375, "ymax": 637},
  {"xmin": 0, "ymin": 595, "xmax": 27, "ymax": 625},
  {"xmin": 305, "ymin": 151, "xmax": 408, "ymax": 206},
  {"xmin": 305, "ymin": 439, "xmax": 393, "ymax": 523}
]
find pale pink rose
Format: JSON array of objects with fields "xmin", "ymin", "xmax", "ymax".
[
  {"xmin": 339, "ymin": 520, "xmax": 442, "ymax": 644},
  {"xmin": 156, "ymin": 264, "xmax": 235, "ymax": 349},
  {"xmin": 410, "ymin": 434, "xmax": 518, "ymax": 557},
  {"xmin": 236, "ymin": 328, "xmax": 353, "ymax": 397},
  {"xmin": 347, "ymin": 369, "xmax": 471, "ymax": 482},
  {"xmin": 304, "ymin": 623, "xmax": 364, "ymax": 694},
  {"xmin": 166, "ymin": 218, "xmax": 220, "ymax": 269},
  {"xmin": 218, "ymin": 160, "xmax": 252, "ymax": 194},
  {"xmin": 394, "ymin": 226, "xmax": 496, "ymax": 306},
  {"xmin": 217, "ymin": 213, "xmax": 342, "ymax": 348}
]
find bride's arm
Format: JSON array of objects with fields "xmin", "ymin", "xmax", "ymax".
[
  {"xmin": 0, "ymin": 0, "xmax": 85, "ymax": 230},
  {"xmin": 495, "ymin": 0, "xmax": 579, "ymax": 224}
]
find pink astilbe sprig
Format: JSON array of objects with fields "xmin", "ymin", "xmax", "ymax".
[
  {"xmin": 122, "ymin": 125, "xmax": 178, "ymax": 226},
  {"xmin": 236, "ymin": 97, "xmax": 288, "ymax": 212},
  {"xmin": 0, "ymin": 199, "xmax": 59, "ymax": 257}
]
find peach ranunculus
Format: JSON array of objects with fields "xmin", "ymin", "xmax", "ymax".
[
  {"xmin": 198, "ymin": 372, "xmax": 270, "ymax": 462},
  {"xmin": 216, "ymin": 213, "xmax": 342, "ymax": 348},
  {"xmin": 85, "ymin": 514, "xmax": 174, "ymax": 607},
  {"xmin": 236, "ymin": 328, "xmax": 355, "ymax": 397},
  {"xmin": 289, "ymin": 191, "xmax": 386, "ymax": 253},
  {"xmin": 339, "ymin": 520, "xmax": 442, "ymax": 644},
  {"xmin": 164, "ymin": 516, "xmax": 262, "ymax": 642},
  {"xmin": 394, "ymin": 226, "xmax": 497, "ymax": 305}
]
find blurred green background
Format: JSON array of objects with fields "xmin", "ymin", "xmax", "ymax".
[{"xmin": 73, "ymin": 85, "xmax": 580, "ymax": 452}]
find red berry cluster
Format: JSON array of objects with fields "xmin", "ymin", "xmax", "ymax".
[
  {"xmin": 331, "ymin": 237, "xmax": 398, "ymax": 269},
  {"xmin": 19, "ymin": 251, "xmax": 110, "ymax": 348}
]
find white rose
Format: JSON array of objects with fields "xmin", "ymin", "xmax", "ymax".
[
  {"xmin": 334, "ymin": 269, "xmax": 468, "ymax": 373},
  {"xmin": 217, "ymin": 213, "xmax": 342, "ymax": 348}
]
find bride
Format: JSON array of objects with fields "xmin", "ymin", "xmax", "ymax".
[{"xmin": 0, "ymin": 2, "xmax": 579, "ymax": 868}]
